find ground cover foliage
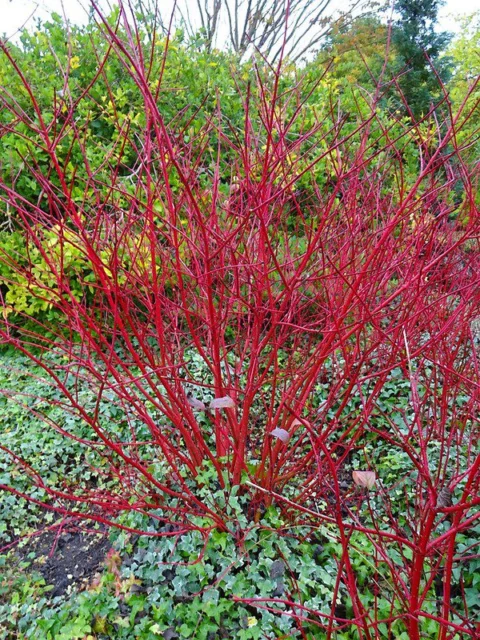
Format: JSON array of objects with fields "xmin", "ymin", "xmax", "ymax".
[
  {"xmin": 0, "ymin": 2, "xmax": 479, "ymax": 638},
  {"xmin": 0, "ymin": 351, "xmax": 478, "ymax": 639}
]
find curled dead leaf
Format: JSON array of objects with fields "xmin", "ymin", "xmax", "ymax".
[
  {"xmin": 187, "ymin": 396, "xmax": 206, "ymax": 411},
  {"xmin": 352, "ymin": 470, "xmax": 376, "ymax": 490},
  {"xmin": 291, "ymin": 418, "xmax": 311, "ymax": 429},
  {"xmin": 436, "ymin": 486, "xmax": 453, "ymax": 508},
  {"xmin": 209, "ymin": 395, "xmax": 235, "ymax": 409},
  {"xmin": 270, "ymin": 427, "xmax": 290, "ymax": 443}
]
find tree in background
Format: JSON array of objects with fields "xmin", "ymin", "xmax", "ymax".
[
  {"xmin": 320, "ymin": 13, "xmax": 391, "ymax": 88},
  {"xmin": 446, "ymin": 12, "xmax": 480, "ymax": 171},
  {"xmin": 133, "ymin": 0, "xmax": 366, "ymax": 62},
  {"xmin": 392, "ymin": 0, "xmax": 452, "ymax": 118}
]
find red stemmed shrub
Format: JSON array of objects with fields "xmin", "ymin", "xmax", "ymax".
[{"xmin": 0, "ymin": 4, "xmax": 479, "ymax": 638}]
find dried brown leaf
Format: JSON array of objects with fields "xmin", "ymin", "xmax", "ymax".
[
  {"xmin": 352, "ymin": 470, "xmax": 376, "ymax": 490},
  {"xmin": 209, "ymin": 396, "xmax": 236, "ymax": 409},
  {"xmin": 270, "ymin": 428, "xmax": 290, "ymax": 443},
  {"xmin": 187, "ymin": 396, "xmax": 206, "ymax": 411}
]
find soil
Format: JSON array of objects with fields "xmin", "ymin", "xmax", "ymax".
[{"xmin": 17, "ymin": 522, "xmax": 111, "ymax": 597}]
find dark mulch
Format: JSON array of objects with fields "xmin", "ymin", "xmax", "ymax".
[{"xmin": 16, "ymin": 522, "xmax": 111, "ymax": 597}]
